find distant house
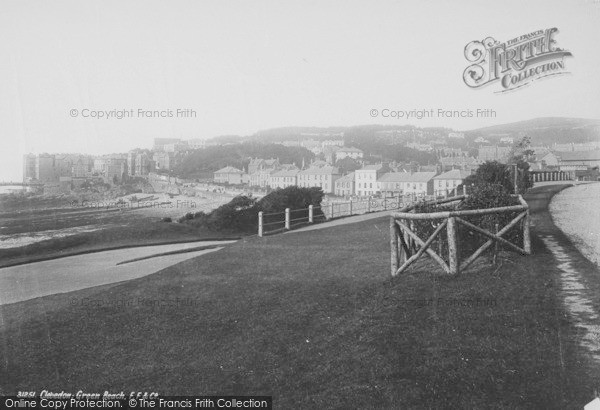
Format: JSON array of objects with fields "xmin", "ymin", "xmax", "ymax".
[
  {"xmin": 377, "ymin": 171, "xmax": 436, "ymax": 196},
  {"xmin": 310, "ymin": 159, "xmax": 329, "ymax": 168},
  {"xmin": 448, "ymin": 132, "xmax": 465, "ymax": 139},
  {"xmin": 554, "ymin": 150, "xmax": 600, "ymax": 171},
  {"xmin": 214, "ymin": 166, "xmax": 245, "ymax": 185},
  {"xmin": 269, "ymin": 169, "xmax": 299, "ymax": 189},
  {"xmin": 440, "ymin": 156, "xmax": 480, "ymax": 171},
  {"xmin": 249, "ymin": 168, "xmax": 277, "ymax": 188},
  {"xmin": 248, "ymin": 158, "xmax": 280, "ymax": 175},
  {"xmin": 153, "ymin": 138, "xmax": 181, "ymax": 152},
  {"xmin": 297, "ymin": 166, "xmax": 341, "ymax": 194},
  {"xmin": 474, "ymin": 137, "xmax": 489, "ymax": 144},
  {"xmin": 432, "ymin": 169, "xmax": 471, "ymax": 195},
  {"xmin": 335, "ymin": 147, "xmax": 364, "ymax": 161},
  {"xmin": 334, "ymin": 172, "xmax": 355, "ymax": 197},
  {"xmin": 321, "ymin": 139, "xmax": 344, "ymax": 148},
  {"xmin": 153, "ymin": 151, "xmax": 176, "ymax": 171},
  {"xmin": 406, "ymin": 142, "xmax": 433, "ymax": 152},
  {"xmin": 477, "ymin": 145, "xmax": 512, "ymax": 163},
  {"xmin": 540, "ymin": 152, "xmax": 560, "ymax": 167},
  {"xmin": 499, "ymin": 136, "xmax": 514, "ymax": 144},
  {"xmin": 355, "ymin": 164, "xmax": 389, "ymax": 197}
]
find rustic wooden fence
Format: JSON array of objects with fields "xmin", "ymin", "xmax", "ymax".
[{"xmin": 390, "ymin": 195, "xmax": 531, "ymax": 276}]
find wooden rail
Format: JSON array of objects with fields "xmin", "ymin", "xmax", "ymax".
[{"xmin": 390, "ymin": 195, "xmax": 531, "ymax": 276}]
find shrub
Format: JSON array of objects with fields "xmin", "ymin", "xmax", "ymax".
[
  {"xmin": 464, "ymin": 160, "xmax": 532, "ymax": 194},
  {"xmin": 179, "ymin": 187, "xmax": 326, "ymax": 233},
  {"xmin": 409, "ymin": 184, "xmax": 523, "ymax": 261}
]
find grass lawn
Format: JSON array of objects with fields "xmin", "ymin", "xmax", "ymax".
[{"xmin": 0, "ymin": 215, "xmax": 593, "ymax": 408}]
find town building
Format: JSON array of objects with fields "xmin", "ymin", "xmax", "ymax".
[
  {"xmin": 249, "ymin": 168, "xmax": 278, "ymax": 188},
  {"xmin": 214, "ymin": 166, "xmax": 245, "ymax": 185},
  {"xmin": 477, "ymin": 145, "xmax": 512, "ymax": 163},
  {"xmin": 553, "ymin": 150, "xmax": 600, "ymax": 171},
  {"xmin": 153, "ymin": 138, "xmax": 182, "ymax": 152},
  {"xmin": 269, "ymin": 169, "xmax": 299, "ymax": 189},
  {"xmin": 334, "ymin": 172, "xmax": 355, "ymax": 197},
  {"xmin": 432, "ymin": 169, "xmax": 471, "ymax": 195},
  {"xmin": 321, "ymin": 139, "xmax": 344, "ymax": 148},
  {"xmin": 335, "ymin": 147, "xmax": 364, "ymax": 161},
  {"xmin": 440, "ymin": 156, "xmax": 480, "ymax": 171},
  {"xmin": 297, "ymin": 166, "xmax": 341, "ymax": 194},
  {"xmin": 248, "ymin": 158, "xmax": 280, "ymax": 175},
  {"xmin": 22, "ymin": 154, "xmax": 37, "ymax": 182},
  {"xmin": 35, "ymin": 154, "xmax": 58, "ymax": 183},
  {"xmin": 163, "ymin": 141, "xmax": 189, "ymax": 153},
  {"xmin": 407, "ymin": 142, "xmax": 433, "ymax": 152},
  {"xmin": 355, "ymin": 164, "xmax": 388, "ymax": 197},
  {"xmin": 153, "ymin": 151, "xmax": 178, "ymax": 171},
  {"xmin": 187, "ymin": 138, "xmax": 206, "ymax": 150},
  {"xmin": 377, "ymin": 171, "xmax": 436, "ymax": 197}
]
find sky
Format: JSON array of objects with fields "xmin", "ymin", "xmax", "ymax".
[{"xmin": 1, "ymin": 0, "xmax": 599, "ymax": 181}]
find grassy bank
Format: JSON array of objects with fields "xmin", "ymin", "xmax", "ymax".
[
  {"xmin": 0, "ymin": 209, "xmax": 591, "ymax": 407},
  {"xmin": 0, "ymin": 221, "xmax": 241, "ymax": 268}
]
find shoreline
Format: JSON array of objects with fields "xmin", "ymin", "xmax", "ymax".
[{"xmin": 548, "ymin": 182, "xmax": 600, "ymax": 266}]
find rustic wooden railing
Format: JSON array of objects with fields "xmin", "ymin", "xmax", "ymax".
[{"xmin": 390, "ymin": 195, "xmax": 531, "ymax": 276}]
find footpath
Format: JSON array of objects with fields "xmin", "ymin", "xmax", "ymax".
[{"xmin": 526, "ymin": 184, "xmax": 600, "ymax": 367}]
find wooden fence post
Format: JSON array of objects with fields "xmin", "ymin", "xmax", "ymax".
[
  {"xmin": 367, "ymin": 198, "xmax": 371, "ymax": 213},
  {"xmin": 447, "ymin": 216, "xmax": 459, "ymax": 274},
  {"xmin": 330, "ymin": 203, "xmax": 335, "ymax": 219},
  {"xmin": 523, "ymin": 210, "xmax": 531, "ymax": 254},
  {"xmin": 493, "ymin": 223, "xmax": 499, "ymax": 265},
  {"xmin": 258, "ymin": 211, "xmax": 263, "ymax": 237},
  {"xmin": 308, "ymin": 205, "xmax": 313, "ymax": 223},
  {"xmin": 349, "ymin": 199, "xmax": 353, "ymax": 216},
  {"xmin": 390, "ymin": 217, "xmax": 399, "ymax": 276},
  {"xmin": 285, "ymin": 208, "xmax": 290, "ymax": 230}
]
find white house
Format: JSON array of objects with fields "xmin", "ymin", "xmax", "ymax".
[
  {"xmin": 269, "ymin": 169, "xmax": 299, "ymax": 189},
  {"xmin": 297, "ymin": 166, "xmax": 341, "ymax": 194},
  {"xmin": 377, "ymin": 172, "xmax": 436, "ymax": 196},
  {"xmin": 432, "ymin": 169, "xmax": 471, "ymax": 195},
  {"xmin": 335, "ymin": 147, "xmax": 364, "ymax": 161},
  {"xmin": 249, "ymin": 168, "xmax": 277, "ymax": 188},
  {"xmin": 214, "ymin": 166, "xmax": 245, "ymax": 185},
  {"xmin": 334, "ymin": 172, "xmax": 355, "ymax": 197},
  {"xmin": 355, "ymin": 164, "xmax": 388, "ymax": 197}
]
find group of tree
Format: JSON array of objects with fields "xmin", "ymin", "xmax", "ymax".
[{"xmin": 173, "ymin": 142, "xmax": 315, "ymax": 179}]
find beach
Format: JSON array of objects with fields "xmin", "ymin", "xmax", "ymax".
[{"xmin": 549, "ymin": 182, "xmax": 600, "ymax": 265}]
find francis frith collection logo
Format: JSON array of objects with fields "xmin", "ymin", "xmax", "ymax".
[{"xmin": 463, "ymin": 28, "xmax": 572, "ymax": 92}]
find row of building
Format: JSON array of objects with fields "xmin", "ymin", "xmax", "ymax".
[
  {"xmin": 214, "ymin": 161, "xmax": 471, "ymax": 197},
  {"xmin": 22, "ymin": 151, "xmax": 160, "ymax": 189}
]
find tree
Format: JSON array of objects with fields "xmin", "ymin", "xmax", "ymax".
[
  {"xmin": 464, "ymin": 160, "xmax": 532, "ymax": 194},
  {"xmin": 335, "ymin": 157, "xmax": 361, "ymax": 174}
]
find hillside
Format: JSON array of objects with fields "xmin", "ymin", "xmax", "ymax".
[{"xmin": 465, "ymin": 117, "xmax": 600, "ymax": 145}]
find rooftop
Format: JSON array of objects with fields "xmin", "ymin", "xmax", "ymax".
[
  {"xmin": 378, "ymin": 171, "xmax": 437, "ymax": 183},
  {"xmin": 335, "ymin": 172, "xmax": 355, "ymax": 183},
  {"xmin": 433, "ymin": 169, "xmax": 472, "ymax": 180},
  {"xmin": 554, "ymin": 150, "xmax": 600, "ymax": 161},
  {"xmin": 299, "ymin": 166, "xmax": 340, "ymax": 175},
  {"xmin": 336, "ymin": 146, "xmax": 363, "ymax": 153},
  {"xmin": 214, "ymin": 166, "xmax": 244, "ymax": 174}
]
